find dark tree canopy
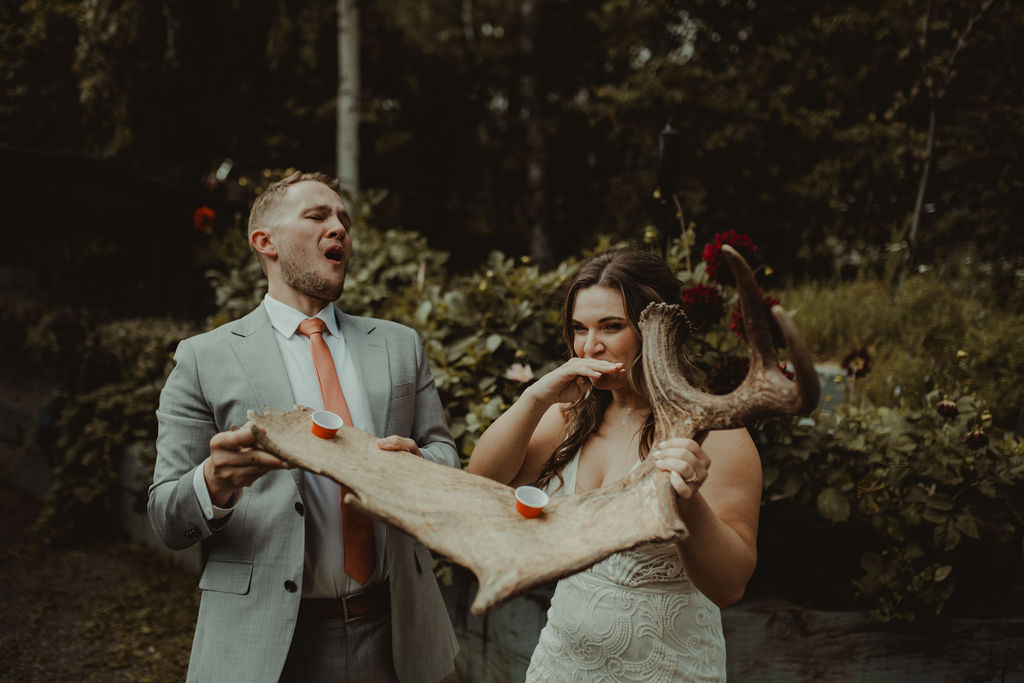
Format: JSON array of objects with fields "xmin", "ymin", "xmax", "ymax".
[{"xmin": 2, "ymin": 0, "xmax": 1021, "ymax": 281}]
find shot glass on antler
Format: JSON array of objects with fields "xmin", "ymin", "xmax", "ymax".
[
  {"xmin": 514, "ymin": 486, "xmax": 549, "ymax": 518},
  {"xmin": 311, "ymin": 410, "xmax": 344, "ymax": 439}
]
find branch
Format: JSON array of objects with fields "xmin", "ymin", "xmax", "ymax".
[{"xmin": 943, "ymin": 0, "xmax": 998, "ymax": 78}]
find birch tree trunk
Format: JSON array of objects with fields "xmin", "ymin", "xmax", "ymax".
[
  {"xmin": 337, "ymin": 0, "xmax": 360, "ymax": 204},
  {"xmin": 519, "ymin": 0, "xmax": 552, "ymax": 268}
]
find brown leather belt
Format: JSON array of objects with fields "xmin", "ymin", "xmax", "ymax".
[{"xmin": 298, "ymin": 581, "xmax": 390, "ymax": 623}]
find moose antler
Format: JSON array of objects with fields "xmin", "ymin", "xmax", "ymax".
[
  {"xmin": 247, "ymin": 244, "xmax": 819, "ymax": 615},
  {"xmin": 641, "ymin": 244, "xmax": 820, "ymax": 442},
  {"xmin": 248, "ymin": 407, "xmax": 686, "ymax": 615}
]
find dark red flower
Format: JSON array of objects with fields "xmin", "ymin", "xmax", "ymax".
[
  {"xmin": 193, "ymin": 206, "xmax": 215, "ymax": 234},
  {"xmin": 730, "ymin": 293, "xmax": 785, "ymax": 348},
  {"xmin": 702, "ymin": 231, "xmax": 757, "ymax": 286},
  {"xmin": 841, "ymin": 347, "xmax": 873, "ymax": 378},
  {"xmin": 965, "ymin": 430, "xmax": 988, "ymax": 450},
  {"xmin": 936, "ymin": 399, "xmax": 959, "ymax": 420},
  {"xmin": 709, "ymin": 355, "xmax": 750, "ymax": 395},
  {"xmin": 682, "ymin": 284, "xmax": 725, "ymax": 333}
]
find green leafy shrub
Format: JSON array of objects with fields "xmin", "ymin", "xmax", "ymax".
[
  {"xmin": 758, "ymin": 387, "xmax": 1024, "ymax": 622},
  {"xmin": 0, "ymin": 295, "xmax": 197, "ymax": 543},
  {"xmin": 1, "ymin": 297, "xmax": 95, "ymax": 380},
  {"xmin": 37, "ymin": 317, "xmax": 195, "ymax": 543},
  {"xmin": 780, "ymin": 273, "xmax": 1024, "ymax": 429},
  {"xmin": 199, "ymin": 226, "xmax": 266, "ymax": 329},
  {"xmin": 422, "ymin": 251, "xmax": 578, "ymax": 458}
]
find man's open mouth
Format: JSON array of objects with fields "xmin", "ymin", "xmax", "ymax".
[{"xmin": 325, "ymin": 247, "xmax": 344, "ymax": 262}]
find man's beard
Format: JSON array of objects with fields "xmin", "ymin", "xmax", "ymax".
[{"xmin": 281, "ymin": 256, "xmax": 345, "ymax": 303}]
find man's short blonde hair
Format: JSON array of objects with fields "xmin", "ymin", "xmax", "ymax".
[{"xmin": 247, "ymin": 170, "xmax": 341, "ymax": 238}]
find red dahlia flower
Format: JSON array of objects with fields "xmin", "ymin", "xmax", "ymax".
[
  {"xmin": 193, "ymin": 206, "xmax": 215, "ymax": 234},
  {"xmin": 682, "ymin": 284, "xmax": 725, "ymax": 333},
  {"xmin": 709, "ymin": 355, "xmax": 750, "ymax": 395},
  {"xmin": 702, "ymin": 231, "xmax": 757, "ymax": 286}
]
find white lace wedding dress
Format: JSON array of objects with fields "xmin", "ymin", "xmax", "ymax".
[{"xmin": 526, "ymin": 451, "xmax": 726, "ymax": 682}]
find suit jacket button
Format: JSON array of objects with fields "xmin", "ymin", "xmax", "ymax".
[
  {"xmin": 185, "ymin": 527, "xmax": 200, "ymax": 538},
  {"xmin": 294, "ymin": 501, "xmax": 304, "ymax": 516},
  {"xmin": 284, "ymin": 580, "xmax": 298, "ymax": 593}
]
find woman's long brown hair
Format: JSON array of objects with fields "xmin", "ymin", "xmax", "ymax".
[{"xmin": 534, "ymin": 249, "xmax": 695, "ymax": 492}]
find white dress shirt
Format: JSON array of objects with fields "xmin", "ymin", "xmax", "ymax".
[{"xmin": 193, "ymin": 294, "xmax": 387, "ymax": 597}]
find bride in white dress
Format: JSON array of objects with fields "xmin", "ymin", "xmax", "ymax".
[{"xmin": 468, "ymin": 249, "xmax": 762, "ymax": 682}]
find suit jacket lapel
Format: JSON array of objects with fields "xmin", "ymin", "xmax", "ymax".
[
  {"xmin": 230, "ymin": 304, "xmax": 295, "ymax": 410},
  {"xmin": 336, "ymin": 308, "xmax": 391, "ymax": 436},
  {"xmin": 228, "ymin": 304, "xmax": 306, "ymax": 496}
]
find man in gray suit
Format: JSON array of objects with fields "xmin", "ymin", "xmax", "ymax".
[{"xmin": 149, "ymin": 171, "xmax": 459, "ymax": 682}]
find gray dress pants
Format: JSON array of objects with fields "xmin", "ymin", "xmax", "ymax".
[{"xmin": 279, "ymin": 610, "xmax": 398, "ymax": 683}]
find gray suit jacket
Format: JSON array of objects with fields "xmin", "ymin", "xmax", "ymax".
[{"xmin": 148, "ymin": 303, "xmax": 459, "ymax": 683}]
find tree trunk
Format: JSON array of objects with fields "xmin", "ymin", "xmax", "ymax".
[
  {"xmin": 336, "ymin": 0, "xmax": 360, "ymax": 204},
  {"xmin": 898, "ymin": 0, "xmax": 998, "ymax": 285},
  {"xmin": 902, "ymin": 104, "xmax": 935, "ymax": 284},
  {"xmin": 519, "ymin": 0, "xmax": 552, "ymax": 268}
]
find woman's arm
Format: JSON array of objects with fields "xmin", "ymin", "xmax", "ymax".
[
  {"xmin": 653, "ymin": 428, "xmax": 762, "ymax": 608},
  {"xmin": 467, "ymin": 357, "xmax": 622, "ymax": 485},
  {"xmin": 467, "ymin": 398, "xmax": 563, "ymax": 486}
]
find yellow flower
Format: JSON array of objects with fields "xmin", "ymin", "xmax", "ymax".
[{"xmin": 957, "ymin": 349, "xmax": 968, "ymax": 359}]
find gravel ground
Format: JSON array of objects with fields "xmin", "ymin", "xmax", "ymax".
[{"xmin": 0, "ymin": 483, "xmax": 198, "ymax": 682}]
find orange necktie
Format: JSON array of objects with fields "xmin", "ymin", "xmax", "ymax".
[{"xmin": 298, "ymin": 317, "xmax": 375, "ymax": 586}]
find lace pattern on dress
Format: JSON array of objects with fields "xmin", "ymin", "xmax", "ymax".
[
  {"xmin": 589, "ymin": 542, "xmax": 686, "ymax": 588},
  {"xmin": 526, "ymin": 449, "xmax": 726, "ymax": 682}
]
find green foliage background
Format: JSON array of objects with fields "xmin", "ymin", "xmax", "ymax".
[
  {"xmin": 6, "ymin": 206, "xmax": 1022, "ymax": 623},
  {"xmin": 2, "ymin": 0, "xmax": 1023, "ymax": 627}
]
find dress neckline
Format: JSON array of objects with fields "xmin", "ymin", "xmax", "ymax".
[{"xmin": 566, "ymin": 449, "xmax": 643, "ymax": 496}]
